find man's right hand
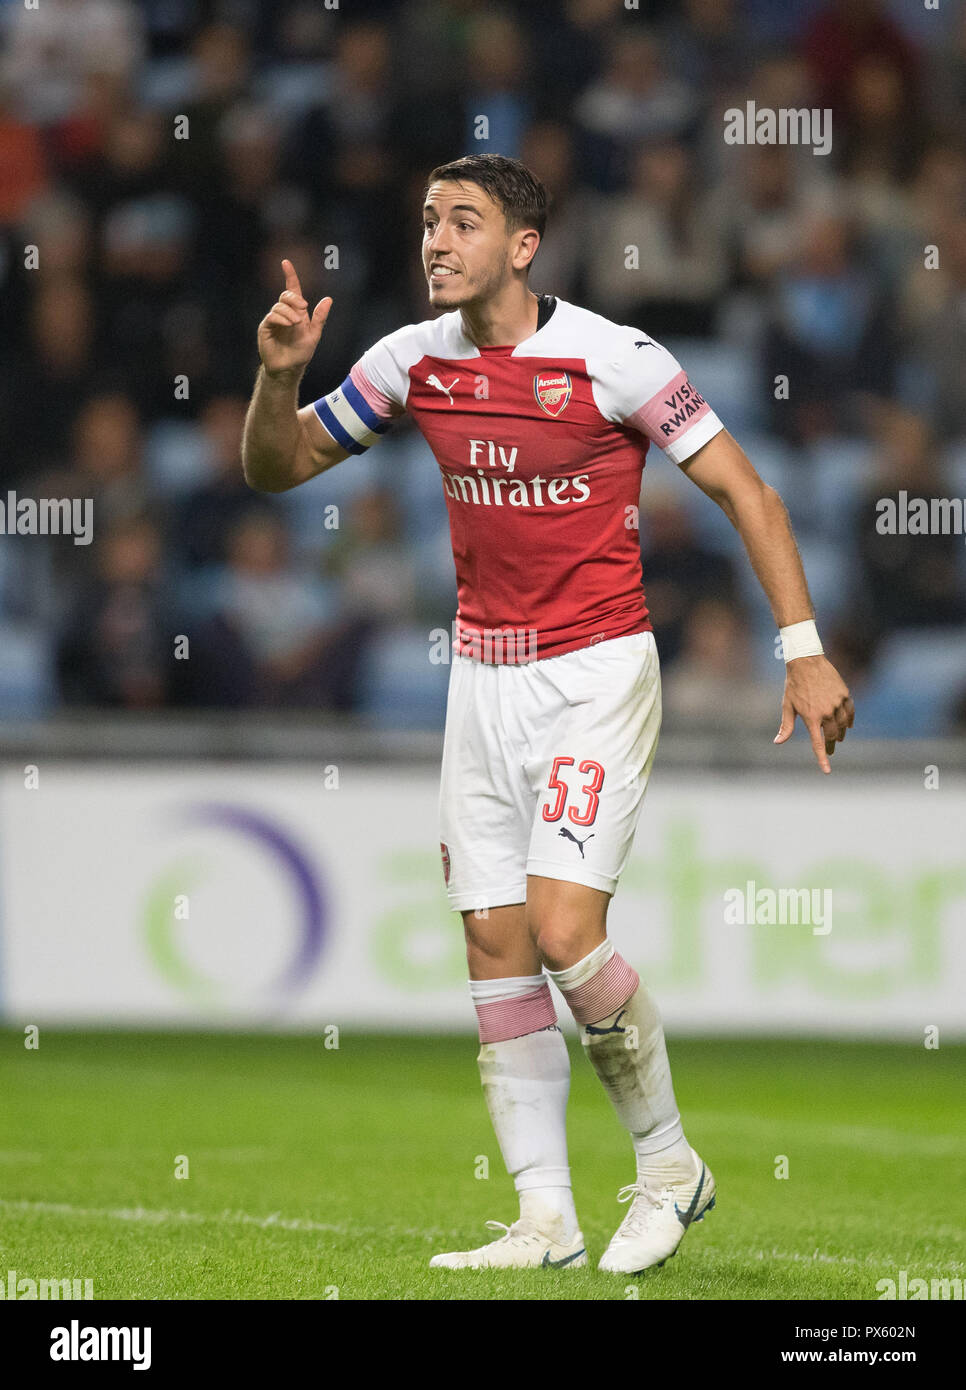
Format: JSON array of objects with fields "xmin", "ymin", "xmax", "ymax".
[{"xmin": 257, "ymin": 259, "xmax": 332, "ymax": 378}]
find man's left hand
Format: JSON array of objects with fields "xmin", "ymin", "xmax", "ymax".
[{"xmin": 774, "ymin": 655, "xmax": 854, "ymax": 774}]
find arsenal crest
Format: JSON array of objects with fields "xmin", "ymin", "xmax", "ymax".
[{"xmin": 533, "ymin": 370, "xmax": 572, "ymax": 418}]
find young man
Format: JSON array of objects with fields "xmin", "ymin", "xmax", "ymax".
[{"xmin": 242, "ymin": 154, "xmax": 854, "ymax": 1275}]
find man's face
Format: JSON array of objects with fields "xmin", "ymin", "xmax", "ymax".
[{"xmin": 422, "ymin": 180, "xmax": 518, "ymax": 310}]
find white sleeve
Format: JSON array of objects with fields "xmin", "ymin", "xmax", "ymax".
[
  {"xmin": 592, "ymin": 328, "xmax": 725, "ymax": 464},
  {"xmin": 309, "ymin": 332, "xmax": 409, "ymax": 456}
]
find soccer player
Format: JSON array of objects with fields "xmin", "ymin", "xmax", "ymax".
[{"xmin": 242, "ymin": 154, "xmax": 854, "ymax": 1275}]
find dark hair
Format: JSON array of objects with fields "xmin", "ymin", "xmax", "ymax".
[{"xmin": 425, "ymin": 154, "xmax": 548, "ymax": 240}]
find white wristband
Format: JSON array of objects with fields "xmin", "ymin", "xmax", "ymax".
[{"xmin": 780, "ymin": 619, "xmax": 823, "ymax": 662}]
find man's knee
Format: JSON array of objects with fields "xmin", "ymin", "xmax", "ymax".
[
  {"xmin": 526, "ymin": 881, "xmax": 609, "ymax": 971},
  {"xmin": 532, "ymin": 919, "xmax": 598, "ymax": 971},
  {"xmin": 462, "ymin": 903, "xmax": 538, "ymax": 976}
]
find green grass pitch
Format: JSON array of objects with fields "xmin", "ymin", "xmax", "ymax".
[{"xmin": 1, "ymin": 1030, "xmax": 963, "ymax": 1300}]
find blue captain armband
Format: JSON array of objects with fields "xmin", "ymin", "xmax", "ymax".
[{"xmin": 312, "ymin": 376, "xmax": 391, "ymax": 455}]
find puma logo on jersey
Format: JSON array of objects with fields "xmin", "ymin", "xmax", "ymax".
[
  {"xmin": 427, "ymin": 374, "xmax": 459, "ymax": 404},
  {"xmin": 558, "ymin": 827, "xmax": 594, "ymax": 858}
]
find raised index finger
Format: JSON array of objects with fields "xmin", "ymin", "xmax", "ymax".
[{"xmin": 281, "ymin": 258, "xmax": 302, "ymax": 298}]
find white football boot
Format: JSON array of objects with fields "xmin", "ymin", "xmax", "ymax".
[
  {"xmin": 598, "ymin": 1146, "xmax": 716, "ymax": 1274},
  {"xmin": 430, "ymin": 1218, "xmax": 587, "ymax": 1271}
]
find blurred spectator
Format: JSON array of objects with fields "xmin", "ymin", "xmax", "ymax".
[
  {"xmin": 188, "ymin": 511, "xmax": 342, "ymax": 708},
  {"xmin": 801, "ymin": 0, "xmax": 918, "ymax": 120},
  {"xmin": 710, "ymin": 144, "xmax": 836, "ymax": 288},
  {"xmin": 98, "ymin": 191, "xmax": 207, "ymax": 415},
  {"xmin": 852, "ymin": 407, "xmax": 966, "ymax": 638},
  {"xmin": 836, "ymin": 51, "xmax": 923, "ymax": 185},
  {"xmin": 198, "ymin": 103, "xmax": 307, "ymax": 373},
  {"xmin": 284, "ymin": 20, "xmax": 411, "ymax": 334},
  {"xmin": 586, "ymin": 139, "xmax": 726, "ymax": 334},
  {"xmin": 176, "ymin": 396, "xmax": 261, "ymax": 570},
  {"xmin": 27, "ymin": 394, "xmax": 160, "ymax": 605},
  {"xmin": 661, "ymin": 597, "xmax": 777, "ymax": 730},
  {"xmin": 574, "ymin": 29, "xmax": 698, "ymax": 192},
  {"xmin": 640, "ymin": 492, "xmax": 739, "ymax": 668},
  {"xmin": 170, "ymin": 23, "xmax": 252, "ymax": 194},
  {"xmin": 519, "ymin": 120, "xmax": 592, "ymax": 301},
  {"xmin": 763, "ymin": 210, "xmax": 896, "ymax": 442},
  {"xmin": 5, "ymin": 275, "xmax": 97, "ymax": 481},
  {"xmin": 20, "ymin": 189, "xmax": 93, "ymax": 276},
  {"xmin": 321, "ymin": 486, "xmax": 431, "ymax": 708},
  {"xmin": 899, "ymin": 212, "xmax": 966, "ymax": 440},
  {"xmin": 57, "ymin": 513, "xmax": 174, "ymax": 709},
  {"xmin": 48, "ymin": 71, "xmax": 132, "ymax": 176},
  {"xmin": 908, "ymin": 143, "xmax": 966, "ymax": 242},
  {"xmin": 735, "ymin": 0, "xmax": 826, "ymax": 48},
  {"xmin": 530, "ymin": 0, "xmax": 627, "ymax": 114},
  {"xmin": 462, "ymin": 12, "xmax": 532, "ymax": 160},
  {"xmin": 324, "ymin": 487, "xmax": 419, "ymax": 625},
  {"xmin": 287, "ymin": 20, "xmax": 398, "ymax": 199},
  {"xmin": 0, "ymin": 86, "xmax": 48, "ymax": 223},
  {"xmin": 0, "ymin": 0, "xmax": 144, "ymax": 126},
  {"xmin": 321, "ymin": 20, "xmax": 395, "ymax": 149},
  {"xmin": 930, "ymin": 4, "xmax": 966, "ymax": 122},
  {"xmin": 71, "ymin": 106, "xmax": 171, "ymax": 217},
  {"xmin": 705, "ymin": 51, "xmax": 819, "ymax": 190},
  {"xmin": 661, "ymin": 0, "xmax": 752, "ymax": 101},
  {"xmin": 833, "ymin": 52, "xmax": 927, "ymax": 286},
  {"xmin": 395, "ymin": 0, "xmax": 473, "ymax": 106},
  {"xmin": 28, "ymin": 394, "xmax": 155, "ymax": 553}
]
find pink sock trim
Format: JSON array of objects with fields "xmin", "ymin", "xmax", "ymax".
[
  {"xmin": 560, "ymin": 952, "xmax": 639, "ymax": 1025},
  {"xmin": 475, "ymin": 984, "xmax": 557, "ymax": 1043}
]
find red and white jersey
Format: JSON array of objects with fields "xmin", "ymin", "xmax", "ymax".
[{"xmin": 312, "ymin": 295, "xmax": 723, "ymax": 662}]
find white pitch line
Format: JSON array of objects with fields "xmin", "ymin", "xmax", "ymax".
[
  {"xmin": 0, "ymin": 1198, "xmax": 451, "ymax": 1243},
  {"xmin": 0, "ymin": 1198, "xmax": 347, "ymax": 1235},
  {"xmin": 733, "ymin": 1247, "xmax": 966, "ymax": 1273},
  {"xmin": 3, "ymin": 1200, "xmax": 964, "ymax": 1274},
  {"xmin": 0, "ymin": 1148, "xmax": 272, "ymax": 1164}
]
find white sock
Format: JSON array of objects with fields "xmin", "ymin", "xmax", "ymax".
[
  {"xmin": 563, "ymin": 963, "xmax": 695, "ymax": 1187},
  {"xmin": 632, "ymin": 1117, "xmax": 696, "ymax": 1188},
  {"xmin": 473, "ymin": 1002, "xmax": 579, "ymax": 1243},
  {"xmin": 470, "ymin": 974, "xmax": 550, "ymax": 1004}
]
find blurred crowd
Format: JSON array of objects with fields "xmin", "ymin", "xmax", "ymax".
[{"xmin": 1, "ymin": 0, "xmax": 966, "ymax": 733}]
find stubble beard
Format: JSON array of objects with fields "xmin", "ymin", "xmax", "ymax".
[{"xmin": 426, "ymin": 255, "xmax": 510, "ymax": 313}]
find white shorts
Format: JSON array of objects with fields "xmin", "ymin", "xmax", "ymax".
[{"xmin": 438, "ymin": 630, "xmax": 662, "ymax": 912}]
